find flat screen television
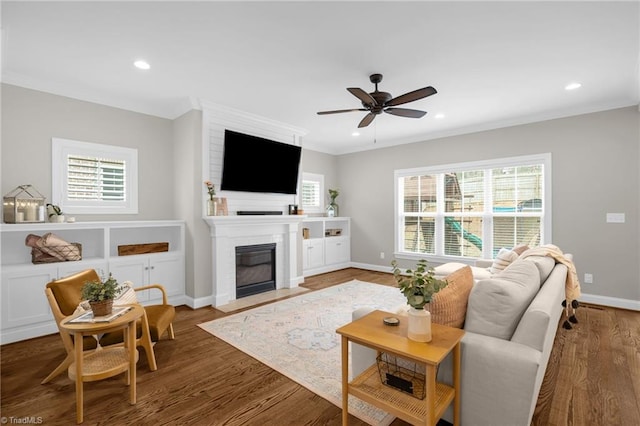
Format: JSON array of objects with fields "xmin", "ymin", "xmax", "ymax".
[{"xmin": 220, "ymin": 129, "xmax": 302, "ymax": 195}]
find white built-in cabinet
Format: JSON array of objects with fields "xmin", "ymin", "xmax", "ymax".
[
  {"xmin": 0, "ymin": 220, "xmax": 185, "ymax": 344},
  {"xmin": 302, "ymin": 217, "xmax": 350, "ymax": 277}
]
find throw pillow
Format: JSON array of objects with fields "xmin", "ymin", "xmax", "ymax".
[
  {"xmin": 465, "ymin": 259, "xmax": 541, "ymax": 340},
  {"xmin": 489, "ymin": 248, "xmax": 519, "ymax": 275},
  {"xmin": 427, "ymin": 265, "xmax": 474, "ymax": 328},
  {"xmin": 512, "ymin": 243, "xmax": 530, "ymax": 255}
]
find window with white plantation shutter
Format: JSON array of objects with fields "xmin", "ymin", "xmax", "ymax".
[
  {"xmin": 52, "ymin": 138, "xmax": 138, "ymax": 214},
  {"xmin": 395, "ymin": 154, "xmax": 550, "ymax": 262},
  {"xmin": 67, "ymin": 155, "xmax": 126, "ymax": 201},
  {"xmin": 301, "ymin": 172, "xmax": 324, "ymax": 214}
]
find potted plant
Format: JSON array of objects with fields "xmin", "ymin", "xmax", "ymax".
[
  {"xmin": 81, "ymin": 273, "xmax": 122, "ymax": 316},
  {"xmin": 46, "ymin": 203, "xmax": 65, "ymax": 223},
  {"xmin": 391, "ymin": 259, "xmax": 447, "ymax": 342}
]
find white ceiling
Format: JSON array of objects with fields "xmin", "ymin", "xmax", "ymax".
[{"xmin": 2, "ymin": 1, "xmax": 639, "ymax": 154}]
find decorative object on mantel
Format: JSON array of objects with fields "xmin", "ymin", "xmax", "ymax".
[
  {"xmin": 326, "ymin": 188, "xmax": 339, "ymax": 217},
  {"xmin": 3, "ymin": 185, "xmax": 46, "ymax": 223},
  {"xmin": 26, "ymin": 233, "xmax": 82, "ymax": 264},
  {"xmin": 391, "ymin": 259, "xmax": 448, "ymax": 342},
  {"xmin": 46, "ymin": 203, "xmax": 65, "ymax": 223},
  {"xmin": 215, "ymin": 197, "xmax": 228, "ymax": 216},
  {"xmin": 204, "ymin": 180, "xmax": 217, "ymax": 216},
  {"xmin": 81, "ymin": 273, "xmax": 123, "ymax": 317}
]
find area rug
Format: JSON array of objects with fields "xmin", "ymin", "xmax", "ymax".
[{"xmin": 198, "ymin": 280, "xmax": 407, "ymax": 425}]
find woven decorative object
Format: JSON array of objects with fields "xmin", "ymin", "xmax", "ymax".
[
  {"xmin": 90, "ymin": 299, "xmax": 113, "ymax": 317},
  {"xmin": 31, "ymin": 243, "xmax": 82, "ymax": 264}
]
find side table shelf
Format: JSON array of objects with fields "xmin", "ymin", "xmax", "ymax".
[
  {"xmin": 350, "ymin": 364, "xmax": 455, "ymax": 425},
  {"xmin": 68, "ymin": 347, "xmax": 138, "ymax": 381}
]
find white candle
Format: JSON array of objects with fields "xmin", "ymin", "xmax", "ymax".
[
  {"xmin": 25, "ymin": 204, "xmax": 36, "ymax": 221},
  {"xmin": 16, "ymin": 211, "xmax": 24, "ymax": 222}
]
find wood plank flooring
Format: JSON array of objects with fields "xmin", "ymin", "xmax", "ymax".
[{"xmin": 1, "ymin": 268, "xmax": 638, "ymax": 425}]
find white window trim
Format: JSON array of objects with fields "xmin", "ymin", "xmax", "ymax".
[
  {"xmin": 394, "ymin": 153, "xmax": 552, "ymax": 264},
  {"xmin": 52, "ymin": 138, "xmax": 138, "ymax": 214},
  {"xmin": 300, "ymin": 172, "xmax": 324, "ymax": 214}
]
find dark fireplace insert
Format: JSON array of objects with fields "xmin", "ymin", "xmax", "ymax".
[{"xmin": 235, "ymin": 243, "xmax": 276, "ymax": 298}]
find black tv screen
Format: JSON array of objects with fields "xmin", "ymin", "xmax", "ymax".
[{"xmin": 221, "ymin": 130, "xmax": 302, "ymax": 195}]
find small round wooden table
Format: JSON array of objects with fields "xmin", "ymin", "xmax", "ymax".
[{"xmin": 60, "ymin": 304, "xmax": 144, "ymax": 424}]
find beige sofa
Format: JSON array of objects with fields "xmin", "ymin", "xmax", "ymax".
[{"xmin": 352, "ymin": 254, "xmax": 570, "ymax": 426}]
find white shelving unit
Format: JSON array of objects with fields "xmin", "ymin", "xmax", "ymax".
[
  {"xmin": 0, "ymin": 220, "xmax": 185, "ymax": 344},
  {"xmin": 301, "ymin": 217, "xmax": 350, "ymax": 277}
]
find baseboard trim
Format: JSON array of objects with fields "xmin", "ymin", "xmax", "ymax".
[{"xmin": 579, "ymin": 293, "xmax": 640, "ymax": 311}]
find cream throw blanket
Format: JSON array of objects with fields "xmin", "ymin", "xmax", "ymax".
[{"xmin": 519, "ymin": 244, "xmax": 581, "ymax": 303}]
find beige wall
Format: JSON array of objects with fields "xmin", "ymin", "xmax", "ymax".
[
  {"xmin": 1, "ymin": 84, "xmax": 175, "ymax": 220},
  {"xmin": 336, "ymin": 107, "xmax": 639, "ymax": 302}
]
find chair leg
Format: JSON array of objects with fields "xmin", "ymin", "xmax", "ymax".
[
  {"xmin": 167, "ymin": 323, "xmax": 175, "ymax": 340},
  {"xmin": 41, "ymin": 353, "xmax": 74, "ymax": 384},
  {"xmin": 140, "ymin": 334, "xmax": 158, "ymax": 371}
]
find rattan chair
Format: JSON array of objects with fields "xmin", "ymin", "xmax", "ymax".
[{"xmin": 42, "ymin": 269, "xmax": 176, "ymax": 384}]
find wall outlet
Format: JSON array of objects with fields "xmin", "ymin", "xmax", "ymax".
[
  {"xmin": 584, "ymin": 273, "xmax": 593, "ymax": 284},
  {"xmin": 380, "ymin": 252, "xmax": 385, "ymax": 259}
]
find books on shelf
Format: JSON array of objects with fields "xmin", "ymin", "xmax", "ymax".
[{"xmin": 68, "ymin": 306, "xmax": 132, "ymax": 324}]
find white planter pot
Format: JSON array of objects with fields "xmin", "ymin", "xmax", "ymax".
[{"xmin": 407, "ymin": 306, "xmax": 432, "ymax": 342}]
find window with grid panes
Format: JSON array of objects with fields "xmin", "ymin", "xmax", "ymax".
[
  {"xmin": 52, "ymin": 138, "xmax": 138, "ymax": 214},
  {"xmin": 301, "ymin": 172, "xmax": 324, "ymax": 214},
  {"xmin": 395, "ymin": 154, "xmax": 550, "ymax": 261}
]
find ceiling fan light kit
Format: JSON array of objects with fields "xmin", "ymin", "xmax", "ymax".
[{"xmin": 317, "ymin": 73, "xmax": 437, "ymax": 128}]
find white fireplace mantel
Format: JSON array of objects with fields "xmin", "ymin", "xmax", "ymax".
[{"xmin": 204, "ymin": 215, "xmax": 306, "ymax": 306}]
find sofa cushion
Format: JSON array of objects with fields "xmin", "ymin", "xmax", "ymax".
[
  {"xmin": 427, "ymin": 265, "xmax": 474, "ymax": 328},
  {"xmin": 522, "ymin": 255, "xmax": 556, "ymax": 283},
  {"xmin": 465, "ymin": 259, "xmax": 541, "ymax": 340},
  {"xmin": 489, "ymin": 248, "xmax": 519, "ymax": 275}
]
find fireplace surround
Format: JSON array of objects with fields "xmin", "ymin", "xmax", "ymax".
[{"xmin": 204, "ymin": 215, "xmax": 305, "ymax": 306}]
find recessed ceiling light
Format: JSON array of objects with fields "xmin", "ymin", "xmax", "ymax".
[
  {"xmin": 434, "ymin": 113, "xmax": 445, "ymax": 119},
  {"xmin": 134, "ymin": 60, "xmax": 150, "ymax": 70},
  {"xmin": 352, "ymin": 132, "xmax": 360, "ymax": 137},
  {"xmin": 565, "ymin": 82, "xmax": 582, "ymax": 91}
]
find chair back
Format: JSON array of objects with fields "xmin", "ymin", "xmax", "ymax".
[{"xmin": 46, "ymin": 269, "xmax": 100, "ymax": 316}]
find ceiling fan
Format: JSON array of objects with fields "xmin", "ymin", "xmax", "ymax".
[{"xmin": 317, "ymin": 73, "xmax": 437, "ymax": 128}]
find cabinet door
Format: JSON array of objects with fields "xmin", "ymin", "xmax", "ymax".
[
  {"xmin": 303, "ymin": 239, "xmax": 324, "ymax": 270},
  {"xmin": 149, "ymin": 253, "xmax": 184, "ymax": 299},
  {"xmin": 1, "ymin": 268, "xmax": 57, "ymax": 328},
  {"xmin": 325, "ymin": 237, "xmax": 350, "ymax": 265},
  {"xmin": 57, "ymin": 261, "xmax": 109, "ymax": 281},
  {"xmin": 108, "ymin": 257, "xmax": 150, "ymax": 301}
]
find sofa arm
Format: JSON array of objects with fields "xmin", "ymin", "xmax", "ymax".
[{"xmin": 438, "ymin": 331, "xmax": 542, "ymax": 426}]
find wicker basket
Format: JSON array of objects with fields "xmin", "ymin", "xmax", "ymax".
[
  {"xmin": 31, "ymin": 243, "xmax": 82, "ymax": 264},
  {"xmin": 90, "ymin": 299, "xmax": 113, "ymax": 317},
  {"xmin": 377, "ymin": 352, "xmax": 426, "ymax": 399}
]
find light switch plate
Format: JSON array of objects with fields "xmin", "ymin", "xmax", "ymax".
[{"xmin": 606, "ymin": 213, "xmax": 625, "ymax": 223}]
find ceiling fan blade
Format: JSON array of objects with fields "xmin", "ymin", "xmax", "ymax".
[
  {"xmin": 317, "ymin": 108, "xmax": 368, "ymax": 115},
  {"xmin": 347, "ymin": 87, "xmax": 377, "ymax": 107},
  {"xmin": 384, "ymin": 108, "xmax": 427, "ymax": 118},
  {"xmin": 358, "ymin": 112, "xmax": 376, "ymax": 128},
  {"xmin": 386, "ymin": 86, "xmax": 437, "ymax": 107}
]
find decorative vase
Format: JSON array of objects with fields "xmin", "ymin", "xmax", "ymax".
[
  {"xmin": 326, "ymin": 202, "xmax": 338, "ymax": 217},
  {"xmin": 51, "ymin": 215, "xmax": 65, "ymax": 223},
  {"xmin": 90, "ymin": 299, "xmax": 113, "ymax": 317},
  {"xmin": 207, "ymin": 199, "xmax": 217, "ymax": 216},
  {"xmin": 407, "ymin": 306, "xmax": 432, "ymax": 342}
]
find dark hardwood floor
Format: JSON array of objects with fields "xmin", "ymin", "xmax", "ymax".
[{"xmin": 1, "ymin": 268, "xmax": 638, "ymax": 425}]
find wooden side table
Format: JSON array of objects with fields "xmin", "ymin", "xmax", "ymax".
[
  {"xmin": 336, "ymin": 310, "xmax": 464, "ymax": 426},
  {"xmin": 60, "ymin": 304, "xmax": 144, "ymax": 424}
]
